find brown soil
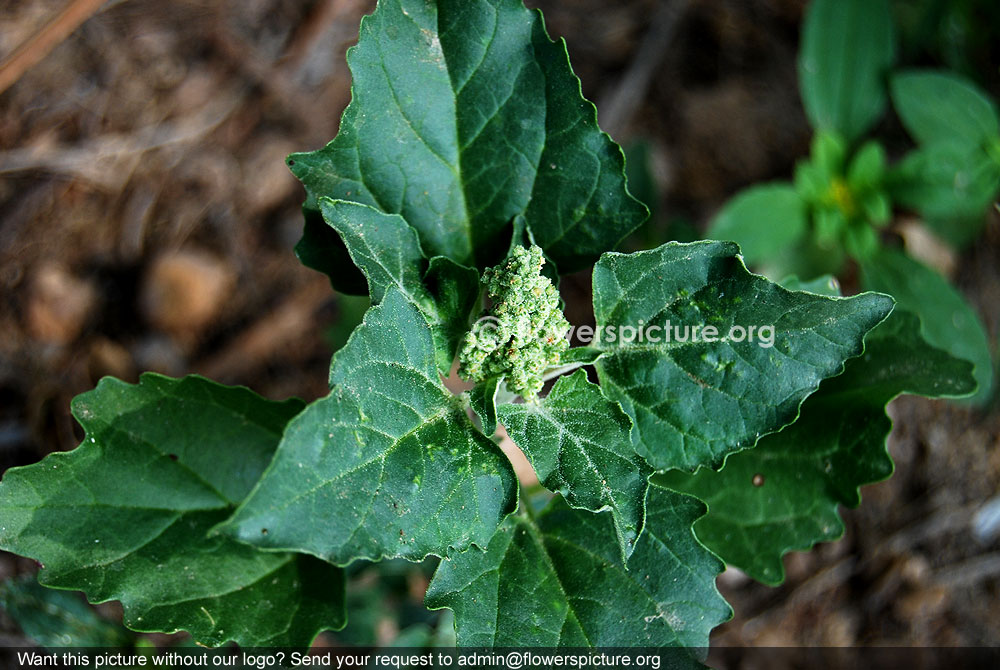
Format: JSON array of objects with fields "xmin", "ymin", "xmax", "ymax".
[{"xmin": 1, "ymin": 0, "xmax": 997, "ymax": 654}]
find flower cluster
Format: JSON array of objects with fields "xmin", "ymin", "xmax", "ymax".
[
  {"xmin": 458, "ymin": 245, "xmax": 569, "ymax": 399},
  {"xmin": 794, "ymin": 130, "xmax": 890, "ymax": 259}
]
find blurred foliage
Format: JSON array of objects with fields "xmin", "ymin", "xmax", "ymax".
[
  {"xmin": 0, "ymin": 576, "xmax": 133, "ymax": 649},
  {"xmin": 708, "ymin": 0, "xmax": 998, "ymax": 404},
  {"xmin": 893, "ymin": 0, "xmax": 1000, "ymax": 88}
]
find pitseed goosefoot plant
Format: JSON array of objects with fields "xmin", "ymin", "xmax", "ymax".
[
  {"xmin": 708, "ymin": 0, "xmax": 998, "ymax": 404},
  {"xmin": 0, "ymin": 0, "xmax": 978, "ymax": 656}
]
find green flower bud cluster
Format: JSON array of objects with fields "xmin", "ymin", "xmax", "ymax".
[
  {"xmin": 458, "ymin": 245, "xmax": 570, "ymax": 399},
  {"xmin": 794, "ymin": 131, "xmax": 891, "ymax": 260}
]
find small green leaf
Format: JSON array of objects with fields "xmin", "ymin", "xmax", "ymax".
[
  {"xmin": 0, "ymin": 576, "xmax": 133, "ymax": 648},
  {"xmin": 890, "ymin": 70, "xmax": 1000, "ymax": 148},
  {"xmin": 426, "ymin": 485, "xmax": 730, "ymax": 652},
  {"xmin": 812, "ymin": 131, "xmax": 848, "ymax": 178},
  {"xmin": 592, "ymin": 241, "xmax": 894, "ymax": 471},
  {"xmin": 814, "ymin": 207, "xmax": 848, "ymax": 247},
  {"xmin": 861, "ymin": 191, "xmax": 892, "ymax": 227},
  {"xmin": 890, "ymin": 143, "xmax": 1000, "ymax": 246},
  {"xmin": 424, "ymin": 255, "xmax": 481, "ymax": 369},
  {"xmin": 290, "ymin": 0, "xmax": 646, "ymax": 277},
  {"xmin": 498, "ymin": 370, "xmax": 651, "ymax": 559},
  {"xmin": 558, "ymin": 346, "xmax": 605, "ymax": 366},
  {"xmin": 320, "ymin": 199, "xmax": 433, "ymax": 309},
  {"xmin": 708, "ymin": 184, "xmax": 808, "ymax": 265},
  {"xmin": 221, "ymin": 290, "xmax": 518, "ymax": 565},
  {"xmin": 846, "ymin": 141, "xmax": 887, "ymax": 192},
  {"xmin": 0, "ymin": 375, "xmax": 345, "ymax": 647},
  {"xmin": 659, "ymin": 310, "xmax": 976, "ymax": 584},
  {"xmin": 860, "ymin": 247, "xmax": 993, "ymax": 403},
  {"xmin": 779, "ymin": 274, "xmax": 842, "ymax": 297},
  {"xmin": 295, "ymin": 209, "xmax": 368, "ymax": 295},
  {"xmin": 469, "ymin": 377, "xmax": 501, "ymax": 436},
  {"xmin": 319, "ymin": 199, "xmax": 477, "ymax": 372},
  {"xmin": 793, "ymin": 161, "xmax": 828, "ymax": 203},
  {"xmin": 842, "ymin": 220, "xmax": 880, "ymax": 259},
  {"xmin": 798, "ymin": 0, "xmax": 896, "ymax": 142}
]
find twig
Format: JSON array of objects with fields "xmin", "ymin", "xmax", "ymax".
[
  {"xmin": 934, "ymin": 553, "xmax": 1000, "ymax": 589},
  {"xmin": 597, "ymin": 0, "xmax": 691, "ymax": 140},
  {"xmin": 0, "ymin": 0, "xmax": 109, "ymax": 96},
  {"xmin": 877, "ymin": 503, "xmax": 981, "ymax": 556},
  {"xmin": 279, "ymin": 0, "xmax": 367, "ymax": 72},
  {"xmin": 209, "ymin": 17, "xmax": 318, "ymax": 135},
  {"xmin": 0, "ymin": 94, "xmax": 239, "ymax": 188}
]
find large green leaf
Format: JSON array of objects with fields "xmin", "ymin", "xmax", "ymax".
[
  {"xmin": 289, "ymin": 0, "xmax": 646, "ymax": 277},
  {"xmin": 0, "ymin": 576, "xmax": 133, "ymax": 648},
  {"xmin": 497, "ymin": 370, "xmax": 651, "ymax": 559},
  {"xmin": 319, "ymin": 198, "xmax": 478, "ymax": 371},
  {"xmin": 798, "ymin": 0, "xmax": 896, "ymax": 142},
  {"xmin": 592, "ymin": 241, "xmax": 894, "ymax": 472},
  {"xmin": 890, "ymin": 70, "xmax": 1000, "ymax": 148},
  {"xmin": 0, "ymin": 375, "xmax": 344, "ymax": 647},
  {"xmin": 426, "ymin": 485, "xmax": 730, "ymax": 653},
  {"xmin": 220, "ymin": 289, "xmax": 518, "ymax": 565},
  {"xmin": 708, "ymin": 183, "xmax": 808, "ymax": 266},
  {"xmin": 860, "ymin": 247, "xmax": 993, "ymax": 403},
  {"xmin": 659, "ymin": 311, "xmax": 976, "ymax": 584}
]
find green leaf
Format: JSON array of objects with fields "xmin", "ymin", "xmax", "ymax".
[
  {"xmin": 332, "ymin": 559, "xmax": 443, "ymax": 647},
  {"xmin": 497, "ymin": 370, "xmax": 651, "ymax": 559},
  {"xmin": 846, "ymin": 141, "xmax": 887, "ymax": 192},
  {"xmin": 860, "ymin": 247, "xmax": 993, "ymax": 403},
  {"xmin": 320, "ymin": 199, "xmax": 433, "ymax": 308},
  {"xmin": 798, "ymin": 0, "xmax": 896, "ymax": 142},
  {"xmin": 319, "ymin": 198, "xmax": 478, "ymax": 372},
  {"xmin": 708, "ymin": 183, "xmax": 807, "ymax": 265},
  {"xmin": 757, "ymin": 235, "xmax": 848, "ymax": 284},
  {"xmin": 0, "ymin": 375, "xmax": 345, "ymax": 647},
  {"xmin": 0, "ymin": 576, "xmax": 133, "ymax": 648},
  {"xmin": 288, "ymin": 0, "xmax": 646, "ymax": 277},
  {"xmin": 467, "ymin": 347, "xmax": 603, "ymax": 439},
  {"xmin": 779, "ymin": 274, "xmax": 842, "ymax": 297},
  {"xmin": 559, "ymin": 346, "xmax": 605, "ymax": 366},
  {"xmin": 220, "ymin": 289, "xmax": 518, "ymax": 565},
  {"xmin": 592, "ymin": 241, "xmax": 894, "ymax": 472},
  {"xmin": 842, "ymin": 219, "xmax": 880, "ymax": 259},
  {"xmin": 468, "ymin": 377, "xmax": 501, "ymax": 437},
  {"xmin": 426, "ymin": 485, "xmax": 730, "ymax": 652},
  {"xmin": 812, "ymin": 130, "xmax": 848, "ymax": 178},
  {"xmin": 424, "ymin": 255, "xmax": 481, "ymax": 368},
  {"xmin": 659, "ymin": 310, "xmax": 976, "ymax": 584},
  {"xmin": 890, "ymin": 70, "xmax": 1000, "ymax": 148},
  {"xmin": 295, "ymin": 209, "xmax": 368, "ymax": 295},
  {"xmin": 890, "ymin": 143, "xmax": 1000, "ymax": 246}
]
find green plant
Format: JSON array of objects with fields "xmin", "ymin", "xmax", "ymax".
[
  {"xmin": 709, "ymin": 0, "xmax": 998, "ymax": 403},
  {"xmin": 1, "ymin": 576, "xmax": 135, "ymax": 649},
  {"xmin": 0, "ymin": 0, "xmax": 978, "ymax": 657}
]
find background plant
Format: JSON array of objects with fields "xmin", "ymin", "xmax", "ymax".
[{"xmin": 708, "ymin": 0, "xmax": 998, "ymax": 404}]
